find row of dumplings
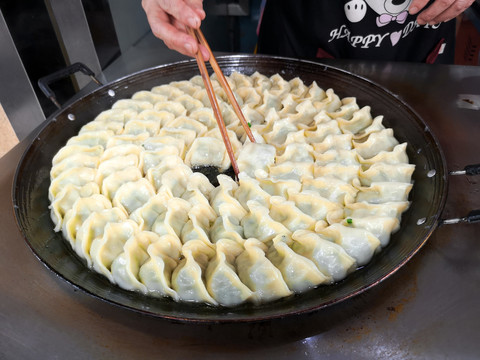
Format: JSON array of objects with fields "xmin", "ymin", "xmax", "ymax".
[{"xmin": 48, "ymin": 71, "xmax": 414, "ymax": 306}]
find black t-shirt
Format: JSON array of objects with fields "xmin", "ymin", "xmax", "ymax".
[{"xmin": 257, "ymin": 0, "xmax": 456, "ymax": 63}]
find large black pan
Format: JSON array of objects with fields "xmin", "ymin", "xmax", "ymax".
[{"xmin": 12, "ymin": 55, "xmax": 448, "ymax": 323}]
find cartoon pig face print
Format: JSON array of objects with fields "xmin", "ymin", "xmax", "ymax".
[
  {"xmin": 365, "ymin": 0, "xmax": 412, "ymax": 16},
  {"xmin": 344, "ymin": 0, "xmax": 412, "ymax": 24}
]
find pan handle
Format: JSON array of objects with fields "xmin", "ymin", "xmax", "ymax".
[
  {"xmin": 37, "ymin": 62, "xmax": 103, "ymax": 109},
  {"xmin": 440, "ymin": 163, "xmax": 480, "ymax": 225},
  {"xmin": 441, "ymin": 210, "xmax": 480, "ymax": 225},
  {"xmin": 449, "ymin": 163, "xmax": 480, "ymax": 176}
]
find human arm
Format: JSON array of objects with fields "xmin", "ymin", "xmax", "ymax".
[
  {"xmin": 409, "ymin": 0, "xmax": 475, "ymax": 25},
  {"xmin": 141, "ymin": 0, "xmax": 209, "ymax": 59}
]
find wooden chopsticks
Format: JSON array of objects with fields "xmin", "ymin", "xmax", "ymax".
[
  {"xmin": 194, "ymin": 29, "xmax": 256, "ymax": 144},
  {"xmin": 187, "ymin": 27, "xmax": 256, "ymax": 178}
]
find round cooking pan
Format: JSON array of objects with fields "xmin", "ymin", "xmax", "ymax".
[{"xmin": 12, "ymin": 55, "xmax": 451, "ymax": 323}]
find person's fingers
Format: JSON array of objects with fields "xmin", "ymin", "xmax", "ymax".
[
  {"xmin": 185, "ymin": 0, "xmax": 206, "ymax": 21},
  {"xmin": 142, "ymin": 0, "xmax": 200, "ymax": 57},
  {"xmin": 409, "ymin": 0, "xmax": 431, "ymax": 15},
  {"xmin": 160, "ymin": 0, "xmax": 202, "ymax": 28},
  {"xmin": 411, "ymin": 0, "xmax": 474, "ymax": 25},
  {"xmin": 424, "ymin": 0, "xmax": 474, "ymax": 24}
]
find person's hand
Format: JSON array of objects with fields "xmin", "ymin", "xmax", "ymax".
[
  {"xmin": 409, "ymin": 0, "xmax": 475, "ymax": 25},
  {"xmin": 142, "ymin": 0, "xmax": 209, "ymax": 59}
]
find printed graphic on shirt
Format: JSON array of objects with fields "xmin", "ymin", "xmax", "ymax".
[{"xmin": 330, "ymin": 0, "xmax": 440, "ymax": 48}]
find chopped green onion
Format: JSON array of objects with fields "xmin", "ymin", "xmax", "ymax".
[
  {"xmin": 346, "ymin": 218, "xmax": 353, "ymax": 224},
  {"xmin": 247, "ymin": 122, "xmax": 251, "ymax": 127}
]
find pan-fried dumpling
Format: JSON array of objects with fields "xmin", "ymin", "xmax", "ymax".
[
  {"xmin": 292, "ymin": 230, "xmax": 356, "ymax": 283},
  {"xmin": 256, "ymin": 170, "xmax": 302, "ymax": 197},
  {"xmin": 267, "ymin": 234, "xmax": 329, "ymax": 292},
  {"xmin": 205, "ymin": 239, "xmax": 253, "ymax": 306},
  {"xmin": 337, "ymin": 105, "xmax": 373, "ymax": 134},
  {"xmin": 358, "ymin": 143, "xmax": 409, "ymax": 167},
  {"xmin": 355, "ymin": 182, "xmax": 413, "ymax": 204},
  {"xmin": 158, "ymin": 127, "xmax": 197, "ymax": 147},
  {"xmin": 111, "ymin": 231, "xmax": 160, "ymax": 293},
  {"xmin": 131, "ymin": 90, "xmax": 168, "ymax": 104},
  {"xmin": 171, "ymin": 239, "xmax": 217, "ymax": 305},
  {"xmin": 50, "ymin": 152, "xmax": 100, "ymax": 179},
  {"xmin": 313, "ymin": 133, "xmax": 353, "ymax": 153},
  {"xmin": 101, "ymin": 144, "xmax": 143, "ymax": 162},
  {"xmin": 268, "ymin": 162, "xmax": 314, "ymax": 182},
  {"xmin": 61, "ymin": 194, "xmax": 112, "ymax": 246},
  {"xmin": 151, "ymin": 197, "xmax": 191, "ymax": 239},
  {"xmin": 359, "ymin": 163, "xmax": 415, "ymax": 186},
  {"xmin": 276, "ymin": 143, "xmax": 314, "ymax": 164},
  {"xmin": 175, "ymin": 94, "xmax": 205, "ymax": 113},
  {"xmin": 112, "ymin": 178, "xmax": 156, "ymax": 214},
  {"xmin": 342, "ymin": 216, "xmax": 400, "ymax": 247},
  {"xmin": 170, "ymin": 80, "xmax": 202, "ymax": 96},
  {"xmin": 180, "ymin": 203, "xmax": 217, "ymax": 245},
  {"xmin": 320, "ymin": 224, "xmax": 381, "ymax": 266},
  {"xmin": 138, "ymin": 238, "xmax": 180, "ymax": 300},
  {"xmin": 52, "ymin": 144, "xmax": 104, "ymax": 165},
  {"xmin": 313, "ymin": 163, "xmax": 361, "ymax": 183},
  {"xmin": 112, "ymin": 99, "xmax": 153, "ymax": 112},
  {"xmin": 130, "ymin": 192, "xmax": 171, "ymax": 231},
  {"xmin": 234, "ymin": 173, "xmax": 271, "ymax": 209},
  {"xmin": 151, "ymin": 84, "xmax": 184, "ymax": 99},
  {"xmin": 327, "ymin": 97, "xmax": 359, "ymax": 120},
  {"xmin": 269, "ymin": 196, "xmax": 316, "ymax": 232},
  {"xmin": 137, "ymin": 109, "xmax": 175, "ymax": 127},
  {"xmin": 352, "ymin": 115, "xmax": 386, "ymax": 139},
  {"xmin": 79, "ymin": 120, "xmax": 124, "ymax": 134},
  {"xmin": 313, "ymin": 88, "xmax": 342, "ymax": 112},
  {"xmin": 90, "ymin": 220, "xmax": 139, "ymax": 282},
  {"xmin": 262, "ymin": 118, "xmax": 298, "ymax": 146},
  {"xmin": 153, "ymin": 100, "xmax": 187, "ymax": 117},
  {"xmin": 289, "ymin": 77, "xmax": 308, "ymax": 99},
  {"xmin": 75, "ymin": 207, "xmax": 127, "ymax": 266},
  {"xmin": 50, "ymin": 182, "xmax": 100, "ymax": 230},
  {"xmin": 236, "ymin": 239, "xmax": 292, "ymax": 304},
  {"xmin": 302, "ymin": 177, "xmax": 358, "ymax": 205},
  {"xmin": 66, "ymin": 130, "xmax": 114, "ymax": 148},
  {"xmin": 353, "ymin": 129, "xmax": 399, "ymax": 159},
  {"xmin": 302, "ymin": 80, "xmax": 326, "ymax": 103},
  {"xmin": 93, "ymin": 108, "xmax": 137, "ymax": 124},
  {"xmin": 95, "ymin": 154, "xmax": 139, "ymax": 185},
  {"xmin": 210, "ymin": 215, "xmax": 245, "ymax": 243},
  {"xmin": 288, "ymin": 100, "xmax": 318, "ymax": 128},
  {"xmin": 146, "ymin": 156, "xmax": 188, "ymax": 190},
  {"xmin": 314, "ymin": 149, "xmax": 359, "ymax": 166},
  {"xmin": 123, "ymin": 119, "xmax": 161, "ymax": 137},
  {"xmin": 101, "ymin": 166, "xmax": 143, "ymax": 200},
  {"xmin": 235, "ymin": 86, "xmax": 262, "ymax": 108},
  {"xmin": 304, "ymin": 120, "xmax": 342, "ymax": 144},
  {"xmin": 237, "ymin": 142, "xmax": 276, "ymax": 177},
  {"xmin": 287, "ymin": 189, "xmax": 343, "ymax": 223},
  {"xmin": 241, "ymin": 200, "xmax": 291, "ymax": 242},
  {"xmin": 165, "ymin": 116, "xmax": 208, "ymax": 137},
  {"xmin": 180, "ymin": 173, "xmax": 214, "ymax": 208},
  {"xmin": 344, "ymin": 201, "xmax": 410, "ymax": 221},
  {"xmin": 49, "ymin": 167, "xmax": 97, "ymax": 202},
  {"xmin": 141, "ymin": 147, "xmax": 181, "ymax": 173},
  {"xmin": 157, "ymin": 166, "xmax": 193, "ymax": 198},
  {"xmin": 106, "ymin": 132, "xmax": 150, "ymax": 148},
  {"xmin": 143, "ymin": 135, "xmax": 185, "ymax": 154},
  {"xmin": 210, "ymin": 175, "xmax": 247, "ymax": 220},
  {"xmin": 184, "ymin": 137, "xmax": 231, "ymax": 171}
]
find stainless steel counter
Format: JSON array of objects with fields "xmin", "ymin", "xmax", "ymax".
[{"xmin": 1, "ymin": 54, "xmax": 479, "ymax": 359}]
